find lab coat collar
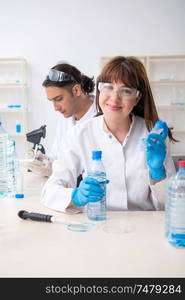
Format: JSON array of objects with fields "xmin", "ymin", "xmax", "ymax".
[
  {"xmin": 75, "ymin": 95, "xmax": 96, "ymax": 124},
  {"xmin": 101, "ymin": 113, "xmax": 136, "ymax": 139}
]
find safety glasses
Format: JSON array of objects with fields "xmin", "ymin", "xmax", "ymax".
[
  {"xmin": 48, "ymin": 69, "xmax": 76, "ymax": 82},
  {"xmin": 98, "ymin": 82, "xmax": 139, "ymax": 99}
]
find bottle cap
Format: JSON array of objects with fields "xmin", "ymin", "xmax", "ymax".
[
  {"xmin": 178, "ymin": 160, "xmax": 185, "ymax": 168},
  {"xmin": 92, "ymin": 150, "xmax": 102, "ymax": 160},
  {"xmin": 15, "ymin": 193, "xmax": 24, "ymax": 198}
]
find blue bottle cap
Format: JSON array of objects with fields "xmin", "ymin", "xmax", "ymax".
[
  {"xmin": 15, "ymin": 193, "xmax": 24, "ymax": 198},
  {"xmin": 92, "ymin": 150, "xmax": 102, "ymax": 160}
]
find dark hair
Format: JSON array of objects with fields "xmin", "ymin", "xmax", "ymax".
[
  {"xmin": 42, "ymin": 63, "xmax": 95, "ymax": 94},
  {"xmin": 96, "ymin": 56, "xmax": 177, "ymax": 143}
]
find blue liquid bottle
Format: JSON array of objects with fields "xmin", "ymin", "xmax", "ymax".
[
  {"xmin": 16, "ymin": 120, "xmax": 21, "ymax": 133},
  {"xmin": 165, "ymin": 160, "xmax": 185, "ymax": 247},
  {"xmin": 86, "ymin": 151, "xmax": 107, "ymax": 221}
]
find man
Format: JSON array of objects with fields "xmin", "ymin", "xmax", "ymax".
[{"xmin": 27, "ymin": 63, "xmax": 97, "ymax": 177}]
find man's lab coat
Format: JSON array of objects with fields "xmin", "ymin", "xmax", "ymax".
[{"xmin": 48, "ymin": 98, "xmax": 97, "ymax": 162}]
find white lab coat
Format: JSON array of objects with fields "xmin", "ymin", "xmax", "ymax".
[
  {"xmin": 41, "ymin": 114, "xmax": 175, "ymax": 212},
  {"xmin": 48, "ymin": 97, "xmax": 97, "ymax": 162}
]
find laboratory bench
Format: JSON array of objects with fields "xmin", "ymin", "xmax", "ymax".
[{"xmin": 0, "ymin": 173, "xmax": 185, "ymax": 278}]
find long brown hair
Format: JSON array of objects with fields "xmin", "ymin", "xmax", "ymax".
[{"xmin": 96, "ymin": 56, "xmax": 176, "ymax": 142}]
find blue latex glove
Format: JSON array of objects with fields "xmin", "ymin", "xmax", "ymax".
[
  {"xmin": 156, "ymin": 121, "xmax": 169, "ymax": 140},
  {"xmin": 145, "ymin": 133, "xmax": 167, "ymax": 180},
  {"xmin": 71, "ymin": 177, "xmax": 109, "ymax": 207}
]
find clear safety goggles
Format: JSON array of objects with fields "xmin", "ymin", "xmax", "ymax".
[
  {"xmin": 98, "ymin": 82, "xmax": 139, "ymax": 99},
  {"xmin": 48, "ymin": 69, "xmax": 76, "ymax": 82}
]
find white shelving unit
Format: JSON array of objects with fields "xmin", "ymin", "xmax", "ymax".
[
  {"xmin": 148, "ymin": 55, "xmax": 185, "ymax": 157},
  {"xmin": 100, "ymin": 55, "xmax": 185, "ymax": 158},
  {"xmin": 0, "ymin": 57, "xmax": 28, "ymax": 158}
]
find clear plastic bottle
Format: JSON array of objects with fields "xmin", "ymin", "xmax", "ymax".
[
  {"xmin": 0, "ymin": 122, "xmax": 16, "ymax": 198},
  {"xmin": 14, "ymin": 158, "xmax": 24, "ymax": 199},
  {"xmin": 86, "ymin": 151, "xmax": 107, "ymax": 221},
  {"xmin": 142, "ymin": 120, "xmax": 166, "ymax": 148},
  {"xmin": 150, "ymin": 120, "xmax": 166, "ymax": 135},
  {"xmin": 165, "ymin": 160, "xmax": 185, "ymax": 247}
]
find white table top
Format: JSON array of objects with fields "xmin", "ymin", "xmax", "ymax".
[{"xmin": 0, "ymin": 174, "xmax": 185, "ymax": 278}]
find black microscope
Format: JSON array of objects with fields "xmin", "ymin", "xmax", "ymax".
[{"xmin": 26, "ymin": 125, "xmax": 47, "ymax": 154}]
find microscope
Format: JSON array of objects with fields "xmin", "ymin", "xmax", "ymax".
[{"xmin": 26, "ymin": 125, "xmax": 46, "ymax": 154}]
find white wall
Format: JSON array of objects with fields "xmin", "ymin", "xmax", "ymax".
[{"xmin": 0, "ymin": 0, "xmax": 185, "ymax": 153}]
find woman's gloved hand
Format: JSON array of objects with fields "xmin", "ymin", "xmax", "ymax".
[
  {"xmin": 145, "ymin": 133, "xmax": 167, "ymax": 180},
  {"xmin": 71, "ymin": 177, "xmax": 109, "ymax": 207}
]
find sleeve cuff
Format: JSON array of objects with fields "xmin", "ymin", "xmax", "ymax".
[{"xmin": 41, "ymin": 181, "xmax": 74, "ymax": 212}]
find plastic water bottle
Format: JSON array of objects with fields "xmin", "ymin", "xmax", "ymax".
[
  {"xmin": 142, "ymin": 120, "xmax": 167, "ymax": 149},
  {"xmin": 14, "ymin": 158, "xmax": 24, "ymax": 199},
  {"xmin": 86, "ymin": 151, "xmax": 107, "ymax": 221},
  {"xmin": 150, "ymin": 120, "xmax": 166, "ymax": 135},
  {"xmin": 165, "ymin": 160, "xmax": 185, "ymax": 247},
  {"xmin": 0, "ymin": 122, "xmax": 16, "ymax": 198}
]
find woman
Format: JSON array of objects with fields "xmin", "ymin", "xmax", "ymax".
[{"xmin": 41, "ymin": 56, "xmax": 176, "ymax": 212}]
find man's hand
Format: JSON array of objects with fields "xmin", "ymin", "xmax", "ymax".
[{"xmin": 26, "ymin": 149, "xmax": 52, "ymax": 177}]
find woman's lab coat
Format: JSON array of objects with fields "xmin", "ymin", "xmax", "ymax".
[
  {"xmin": 41, "ymin": 115, "xmax": 175, "ymax": 212},
  {"xmin": 48, "ymin": 98, "xmax": 97, "ymax": 162}
]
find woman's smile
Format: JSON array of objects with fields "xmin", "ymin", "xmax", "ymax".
[{"xmin": 106, "ymin": 103, "xmax": 122, "ymax": 111}]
